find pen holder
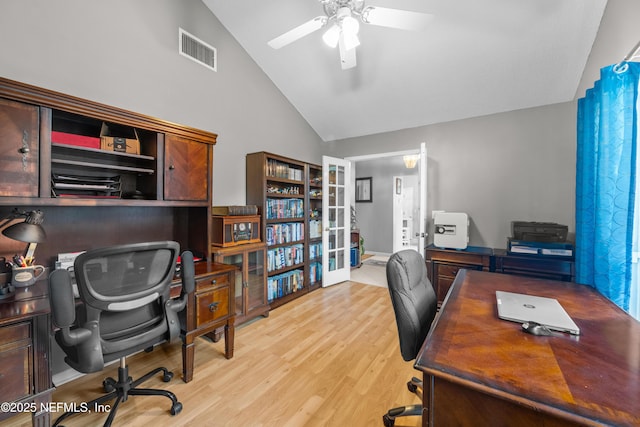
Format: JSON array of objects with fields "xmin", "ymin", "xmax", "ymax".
[{"xmin": 11, "ymin": 265, "xmax": 45, "ymax": 288}]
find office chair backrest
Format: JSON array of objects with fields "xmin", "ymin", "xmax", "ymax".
[
  {"xmin": 50, "ymin": 241, "xmax": 186, "ymax": 373},
  {"xmin": 386, "ymin": 249, "xmax": 438, "ymax": 361}
]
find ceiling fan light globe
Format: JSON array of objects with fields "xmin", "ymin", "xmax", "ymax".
[
  {"xmin": 343, "ymin": 31, "xmax": 360, "ymax": 51},
  {"xmin": 341, "ymin": 15, "xmax": 360, "ymax": 35},
  {"xmin": 323, "ymin": 24, "xmax": 340, "ymax": 48}
]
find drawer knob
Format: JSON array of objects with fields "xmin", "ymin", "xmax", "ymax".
[
  {"xmin": 211, "ymin": 279, "xmax": 217, "ymax": 285},
  {"xmin": 209, "ymin": 302, "xmax": 219, "ymax": 312}
]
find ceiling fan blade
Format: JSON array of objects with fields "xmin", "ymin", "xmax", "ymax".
[
  {"xmin": 362, "ymin": 6, "xmax": 433, "ymax": 31},
  {"xmin": 338, "ymin": 33, "xmax": 356, "ymax": 70},
  {"xmin": 268, "ymin": 16, "xmax": 327, "ymax": 49}
]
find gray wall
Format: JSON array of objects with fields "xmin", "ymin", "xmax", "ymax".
[
  {"xmin": 0, "ymin": 0, "xmax": 323, "ymax": 206},
  {"xmin": 329, "ymin": 102, "xmax": 576, "ymax": 250},
  {"xmin": 327, "ymin": 0, "xmax": 640, "ymax": 251}
]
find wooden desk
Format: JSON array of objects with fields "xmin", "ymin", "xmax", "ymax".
[{"xmin": 414, "ymin": 269, "xmax": 640, "ymax": 426}]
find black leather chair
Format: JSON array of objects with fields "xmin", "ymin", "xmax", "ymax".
[
  {"xmin": 383, "ymin": 249, "xmax": 438, "ymax": 427},
  {"xmin": 48, "ymin": 241, "xmax": 195, "ymax": 427}
]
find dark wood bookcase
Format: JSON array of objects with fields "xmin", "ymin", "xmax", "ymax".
[{"xmin": 246, "ymin": 152, "xmax": 322, "ymax": 309}]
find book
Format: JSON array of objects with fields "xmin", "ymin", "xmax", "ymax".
[{"xmin": 212, "ymin": 205, "xmax": 258, "ymax": 216}]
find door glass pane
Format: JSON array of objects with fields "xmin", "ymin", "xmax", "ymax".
[
  {"xmin": 337, "ymin": 229, "xmax": 344, "ymax": 249},
  {"xmin": 329, "ymin": 186, "xmax": 336, "ymax": 206},
  {"xmin": 329, "ymin": 251, "xmax": 336, "ymax": 271},
  {"xmin": 329, "ymin": 230, "xmax": 336, "ymax": 250},
  {"xmin": 338, "ymin": 208, "xmax": 344, "ymax": 228},
  {"xmin": 337, "ymin": 186, "xmax": 344, "ymax": 207},
  {"xmin": 329, "ymin": 208, "xmax": 336, "ymax": 228},
  {"xmin": 247, "ymin": 249, "xmax": 265, "ymax": 312},
  {"xmin": 221, "ymin": 253, "xmax": 244, "ymax": 316},
  {"xmin": 329, "ymin": 166, "xmax": 337, "ymax": 185},
  {"xmin": 337, "ymin": 166, "xmax": 344, "ymax": 186},
  {"xmin": 337, "ymin": 249, "xmax": 344, "ymax": 269}
]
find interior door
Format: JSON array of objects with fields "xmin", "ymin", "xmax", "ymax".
[
  {"xmin": 322, "ymin": 156, "xmax": 351, "ymax": 287},
  {"xmin": 418, "ymin": 142, "xmax": 428, "ymax": 257},
  {"xmin": 392, "ymin": 176, "xmax": 404, "ymax": 253}
]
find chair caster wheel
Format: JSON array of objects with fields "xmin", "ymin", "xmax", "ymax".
[
  {"xmin": 407, "ymin": 381, "xmax": 418, "ymax": 393},
  {"xmin": 382, "ymin": 414, "xmax": 395, "ymax": 427},
  {"xmin": 171, "ymin": 401, "xmax": 183, "ymax": 415},
  {"xmin": 163, "ymin": 371, "xmax": 174, "ymax": 382},
  {"xmin": 103, "ymin": 380, "xmax": 115, "ymax": 393}
]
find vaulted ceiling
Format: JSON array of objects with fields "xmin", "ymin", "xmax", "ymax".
[{"xmin": 204, "ymin": 0, "xmax": 607, "ymax": 142}]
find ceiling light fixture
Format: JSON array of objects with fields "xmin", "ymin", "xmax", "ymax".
[
  {"xmin": 268, "ymin": 0, "xmax": 433, "ymax": 70},
  {"xmin": 403, "ymin": 155, "xmax": 420, "ymax": 169},
  {"xmin": 323, "ymin": 7, "xmax": 360, "ymax": 50},
  {"xmin": 322, "ymin": 24, "xmax": 340, "ymax": 48}
]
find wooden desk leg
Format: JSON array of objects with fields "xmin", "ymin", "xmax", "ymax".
[
  {"xmin": 224, "ymin": 320, "xmax": 235, "ymax": 359},
  {"xmin": 422, "ymin": 373, "xmax": 432, "ymax": 427},
  {"xmin": 182, "ymin": 336, "xmax": 195, "ymax": 383},
  {"xmin": 31, "ymin": 392, "xmax": 51, "ymax": 427}
]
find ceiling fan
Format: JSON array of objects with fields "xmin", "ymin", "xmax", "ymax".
[{"xmin": 267, "ymin": 0, "xmax": 433, "ymax": 70}]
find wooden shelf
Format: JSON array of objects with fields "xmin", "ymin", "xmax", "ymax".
[{"xmin": 246, "ymin": 152, "xmax": 323, "ymax": 306}]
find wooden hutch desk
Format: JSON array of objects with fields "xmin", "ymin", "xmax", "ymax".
[{"xmin": 415, "ymin": 270, "xmax": 640, "ymax": 426}]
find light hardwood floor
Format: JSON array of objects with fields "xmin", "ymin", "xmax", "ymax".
[{"xmin": 7, "ymin": 281, "xmax": 421, "ymax": 427}]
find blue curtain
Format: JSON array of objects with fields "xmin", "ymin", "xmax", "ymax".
[{"xmin": 576, "ymin": 62, "xmax": 639, "ymax": 312}]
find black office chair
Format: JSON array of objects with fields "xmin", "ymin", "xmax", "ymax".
[
  {"xmin": 48, "ymin": 241, "xmax": 195, "ymax": 427},
  {"xmin": 383, "ymin": 249, "xmax": 438, "ymax": 427}
]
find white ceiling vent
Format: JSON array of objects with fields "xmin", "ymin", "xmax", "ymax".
[{"xmin": 179, "ymin": 28, "xmax": 217, "ymax": 72}]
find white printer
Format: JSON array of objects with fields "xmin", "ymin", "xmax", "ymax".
[{"xmin": 433, "ymin": 212, "xmax": 469, "ymax": 249}]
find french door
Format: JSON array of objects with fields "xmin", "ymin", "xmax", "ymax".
[{"xmin": 322, "ymin": 156, "xmax": 351, "ymax": 287}]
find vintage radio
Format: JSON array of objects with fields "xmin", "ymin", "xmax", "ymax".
[{"xmin": 212, "ymin": 215, "xmax": 261, "ymax": 247}]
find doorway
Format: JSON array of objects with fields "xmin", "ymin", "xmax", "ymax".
[
  {"xmin": 345, "ymin": 143, "xmax": 427, "ymax": 257},
  {"xmin": 393, "ymin": 175, "xmax": 420, "ymax": 253}
]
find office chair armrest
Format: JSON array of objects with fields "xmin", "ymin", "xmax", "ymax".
[
  {"xmin": 49, "ymin": 269, "xmax": 77, "ymax": 328},
  {"xmin": 180, "ymin": 250, "xmax": 195, "ymax": 295},
  {"xmin": 48, "ymin": 269, "xmax": 93, "ymax": 346}
]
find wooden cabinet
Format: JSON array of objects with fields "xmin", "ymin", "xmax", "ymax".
[
  {"xmin": 425, "ymin": 245, "xmax": 493, "ymax": 304},
  {"xmin": 0, "ymin": 77, "xmax": 216, "ymax": 269},
  {"xmin": 179, "ymin": 262, "xmax": 236, "ymax": 383},
  {"xmin": 212, "ymin": 242, "xmax": 269, "ymax": 325},
  {"xmin": 494, "ymin": 249, "xmax": 574, "ymax": 282},
  {"xmin": 246, "ymin": 152, "xmax": 320, "ymax": 309},
  {"xmin": 0, "ymin": 98, "xmax": 39, "ymax": 197},
  {"xmin": 164, "ymin": 134, "xmax": 209, "ymax": 201},
  {"xmin": 0, "ymin": 283, "xmax": 52, "ymax": 427},
  {"xmin": 425, "ymin": 245, "xmax": 576, "ymax": 305},
  {"xmin": 0, "ymin": 321, "xmax": 32, "ymax": 402}
]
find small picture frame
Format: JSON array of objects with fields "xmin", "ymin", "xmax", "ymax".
[{"xmin": 355, "ymin": 177, "xmax": 372, "ymax": 203}]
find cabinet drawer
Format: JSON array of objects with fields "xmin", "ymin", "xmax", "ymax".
[
  {"xmin": 195, "ymin": 273, "xmax": 229, "ymax": 293},
  {"xmin": 195, "ymin": 287, "xmax": 230, "ymax": 326},
  {"xmin": 0, "ymin": 323, "xmax": 32, "ymax": 402},
  {"xmin": 0, "ymin": 321, "xmax": 30, "ymax": 346},
  {"xmin": 436, "ymin": 263, "xmax": 481, "ymax": 279}
]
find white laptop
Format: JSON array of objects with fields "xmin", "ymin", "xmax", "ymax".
[{"xmin": 496, "ymin": 291, "xmax": 580, "ymax": 335}]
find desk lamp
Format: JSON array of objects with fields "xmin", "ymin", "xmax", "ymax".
[{"xmin": 0, "ymin": 209, "xmax": 46, "ymax": 299}]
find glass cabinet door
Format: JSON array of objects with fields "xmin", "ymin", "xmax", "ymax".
[
  {"xmin": 218, "ymin": 252, "xmax": 245, "ymax": 317},
  {"xmin": 246, "ymin": 248, "xmax": 266, "ymax": 313}
]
